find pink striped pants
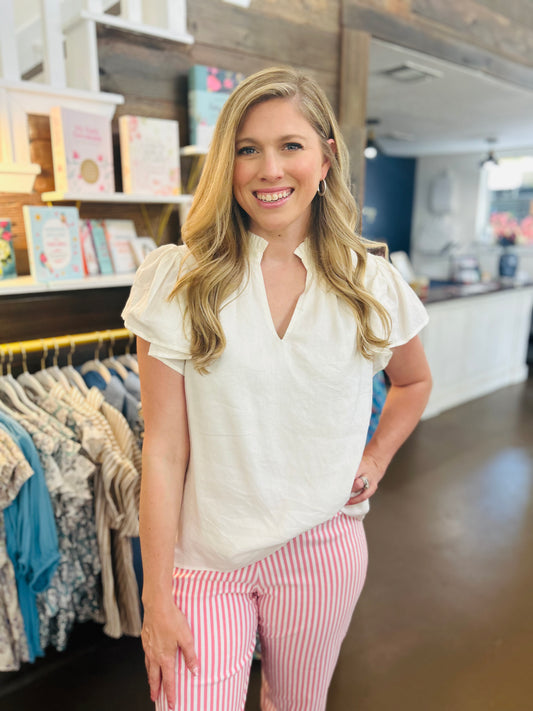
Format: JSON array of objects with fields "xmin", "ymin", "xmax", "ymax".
[{"xmin": 156, "ymin": 513, "xmax": 368, "ymax": 711}]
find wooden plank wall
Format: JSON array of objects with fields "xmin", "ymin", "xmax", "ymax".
[
  {"xmin": 98, "ymin": 0, "xmax": 341, "ymax": 151},
  {"xmin": 4, "ymin": 0, "xmax": 533, "ymax": 351}
]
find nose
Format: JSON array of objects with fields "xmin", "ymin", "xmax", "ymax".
[{"xmin": 259, "ymin": 149, "xmax": 283, "ymax": 181}]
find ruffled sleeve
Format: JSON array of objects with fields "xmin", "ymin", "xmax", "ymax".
[
  {"xmin": 365, "ymin": 254, "xmax": 429, "ymax": 374},
  {"xmin": 122, "ymin": 244, "xmax": 192, "ymax": 374}
]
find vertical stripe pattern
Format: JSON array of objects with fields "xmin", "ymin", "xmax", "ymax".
[{"xmin": 156, "ymin": 514, "xmax": 367, "ymax": 711}]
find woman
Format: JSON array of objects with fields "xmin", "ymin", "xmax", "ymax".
[{"xmin": 123, "ymin": 66, "xmax": 432, "ymax": 711}]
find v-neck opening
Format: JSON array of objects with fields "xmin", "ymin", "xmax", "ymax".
[
  {"xmin": 247, "ymin": 232, "xmax": 311, "ymax": 342},
  {"xmin": 262, "ymin": 275, "xmax": 306, "ymax": 342},
  {"xmin": 259, "ymin": 259, "xmax": 308, "ymax": 342}
]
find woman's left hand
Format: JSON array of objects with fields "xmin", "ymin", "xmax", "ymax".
[{"xmin": 346, "ymin": 453, "xmax": 386, "ymax": 505}]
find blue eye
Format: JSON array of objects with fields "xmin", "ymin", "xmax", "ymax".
[
  {"xmin": 285, "ymin": 142, "xmax": 303, "ymax": 151},
  {"xmin": 237, "ymin": 146, "xmax": 257, "ymax": 155}
]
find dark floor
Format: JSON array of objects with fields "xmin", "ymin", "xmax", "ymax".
[{"xmin": 1, "ymin": 378, "xmax": 532, "ymax": 711}]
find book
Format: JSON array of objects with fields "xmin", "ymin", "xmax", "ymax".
[
  {"xmin": 22, "ymin": 206, "xmax": 84, "ymax": 282},
  {"xmin": 0, "ymin": 218, "xmax": 17, "ymax": 280},
  {"xmin": 102, "ymin": 219, "xmax": 138, "ymax": 274},
  {"xmin": 49, "ymin": 105, "xmax": 115, "ymax": 194},
  {"xmin": 188, "ymin": 65, "xmax": 245, "ymax": 149},
  {"xmin": 119, "ymin": 115, "xmax": 181, "ymax": 196},
  {"xmin": 130, "ymin": 236, "xmax": 157, "ymax": 267},
  {"xmin": 79, "ymin": 220, "xmax": 100, "ymax": 276},
  {"xmin": 86, "ymin": 220, "xmax": 114, "ymax": 276}
]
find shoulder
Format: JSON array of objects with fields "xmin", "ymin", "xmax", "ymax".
[
  {"xmin": 122, "ymin": 243, "xmax": 194, "ymax": 359},
  {"xmin": 122, "ymin": 244, "xmax": 193, "ymax": 330},
  {"xmin": 349, "ymin": 248, "xmax": 395, "ymax": 293},
  {"xmin": 134, "ymin": 243, "xmax": 193, "ymax": 285},
  {"xmin": 364, "ymin": 252, "xmax": 395, "ymax": 288}
]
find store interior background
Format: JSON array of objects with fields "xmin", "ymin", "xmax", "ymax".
[
  {"xmin": 1, "ymin": 1, "xmax": 533, "ymax": 710},
  {"xmin": 4, "ymin": 1, "xmax": 533, "ymax": 287}
]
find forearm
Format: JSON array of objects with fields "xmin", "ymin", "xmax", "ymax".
[
  {"xmin": 139, "ymin": 451, "xmax": 187, "ymax": 606},
  {"xmin": 364, "ymin": 378, "xmax": 431, "ymax": 470},
  {"xmin": 139, "ymin": 462, "xmax": 182, "ymax": 597}
]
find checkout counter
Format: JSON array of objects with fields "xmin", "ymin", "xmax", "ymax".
[
  {"xmin": 418, "ymin": 280, "xmax": 533, "ymax": 419},
  {"xmin": 391, "ymin": 250, "xmax": 533, "ymax": 419}
]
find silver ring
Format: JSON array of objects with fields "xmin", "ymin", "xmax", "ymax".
[{"xmin": 361, "ymin": 476, "xmax": 370, "ymax": 491}]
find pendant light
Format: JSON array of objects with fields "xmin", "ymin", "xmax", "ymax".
[
  {"xmin": 365, "ymin": 119, "xmax": 381, "ymax": 160},
  {"xmin": 480, "ymin": 138, "xmax": 499, "ymax": 168}
]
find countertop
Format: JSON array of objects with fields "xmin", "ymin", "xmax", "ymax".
[{"xmin": 423, "ymin": 279, "xmax": 533, "ymax": 304}]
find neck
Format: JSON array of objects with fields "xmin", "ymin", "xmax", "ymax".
[{"xmin": 252, "ymin": 226, "xmax": 308, "ymax": 261}]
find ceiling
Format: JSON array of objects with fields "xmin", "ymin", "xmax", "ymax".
[{"xmin": 367, "ymin": 38, "xmax": 533, "ymax": 158}]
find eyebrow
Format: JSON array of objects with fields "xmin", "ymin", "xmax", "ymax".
[{"xmin": 235, "ymin": 134, "xmax": 308, "ymax": 145}]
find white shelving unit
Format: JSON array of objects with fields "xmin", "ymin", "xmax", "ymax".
[
  {"xmin": 180, "ymin": 146, "xmax": 208, "ymax": 157},
  {"xmin": 64, "ymin": 3, "xmax": 193, "ymax": 93},
  {"xmin": 41, "ymin": 191, "xmax": 193, "ymax": 204},
  {"xmin": 0, "ymin": 273, "xmax": 134, "ymax": 297},
  {"xmin": 0, "ymin": 0, "xmax": 194, "ymax": 190},
  {"xmin": 39, "ymin": 190, "xmax": 195, "ymax": 240}
]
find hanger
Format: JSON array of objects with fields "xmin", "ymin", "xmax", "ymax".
[
  {"xmin": 44, "ymin": 342, "xmax": 72, "ymax": 391},
  {"xmin": 117, "ymin": 332, "xmax": 139, "ymax": 375},
  {"xmin": 30, "ymin": 343, "xmax": 60, "ymax": 391},
  {"xmin": 10, "ymin": 345, "xmax": 72, "ymax": 435},
  {"xmin": 0, "ymin": 347, "xmax": 40, "ymax": 417},
  {"xmin": 80, "ymin": 334, "xmax": 112, "ymax": 383},
  {"xmin": 62, "ymin": 339, "xmax": 90, "ymax": 395},
  {"xmin": 102, "ymin": 332, "xmax": 130, "ymax": 382}
]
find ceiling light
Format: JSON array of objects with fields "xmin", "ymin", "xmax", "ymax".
[
  {"xmin": 480, "ymin": 150, "xmax": 499, "ymax": 168},
  {"xmin": 365, "ymin": 118, "xmax": 381, "ymax": 160},
  {"xmin": 365, "ymin": 131, "xmax": 379, "ymax": 160},
  {"xmin": 480, "ymin": 138, "xmax": 499, "ymax": 168}
]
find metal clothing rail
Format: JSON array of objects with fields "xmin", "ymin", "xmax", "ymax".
[{"xmin": 0, "ymin": 328, "xmax": 134, "ymax": 358}]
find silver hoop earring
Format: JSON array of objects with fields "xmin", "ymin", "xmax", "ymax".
[{"xmin": 317, "ymin": 179, "xmax": 327, "ymax": 197}]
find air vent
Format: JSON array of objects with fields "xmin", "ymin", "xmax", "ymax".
[
  {"xmin": 383, "ymin": 130, "xmax": 415, "ymax": 142},
  {"xmin": 380, "ymin": 61, "xmax": 443, "ymax": 83}
]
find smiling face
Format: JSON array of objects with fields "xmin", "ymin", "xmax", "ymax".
[{"xmin": 233, "ymin": 97, "xmax": 331, "ymax": 244}]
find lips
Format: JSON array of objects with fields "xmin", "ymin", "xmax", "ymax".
[{"xmin": 254, "ymin": 188, "xmax": 293, "ymax": 203}]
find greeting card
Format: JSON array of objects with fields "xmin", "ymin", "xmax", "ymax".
[
  {"xmin": 0, "ymin": 218, "xmax": 17, "ymax": 280},
  {"xmin": 188, "ymin": 65, "xmax": 245, "ymax": 148},
  {"xmin": 86, "ymin": 220, "xmax": 115, "ymax": 276},
  {"xmin": 102, "ymin": 219, "xmax": 138, "ymax": 274},
  {"xmin": 119, "ymin": 115, "xmax": 181, "ymax": 195},
  {"xmin": 80, "ymin": 220, "xmax": 100, "ymax": 276},
  {"xmin": 50, "ymin": 106, "xmax": 115, "ymax": 194},
  {"xmin": 22, "ymin": 206, "xmax": 84, "ymax": 282}
]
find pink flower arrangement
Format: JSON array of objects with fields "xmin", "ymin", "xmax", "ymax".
[
  {"xmin": 490, "ymin": 212, "xmax": 522, "ymax": 246},
  {"xmin": 519, "ymin": 215, "xmax": 533, "ymax": 244}
]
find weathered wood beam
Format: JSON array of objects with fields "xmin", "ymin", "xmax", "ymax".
[
  {"xmin": 343, "ymin": 1, "xmax": 533, "ymax": 92},
  {"xmin": 411, "ymin": 0, "xmax": 533, "ymax": 63},
  {"xmin": 339, "ymin": 27, "xmax": 369, "ymax": 222},
  {"xmin": 188, "ymin": 0, "xmax": 338, "ymax": 75}
]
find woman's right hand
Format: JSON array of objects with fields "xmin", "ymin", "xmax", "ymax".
[{"xmin": 141, "ymin": 597, "xmax": 199, "ymax": 710}]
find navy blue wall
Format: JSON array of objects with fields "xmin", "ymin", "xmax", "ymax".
[{"xmin": 362, "ymin": 153, "xmax": 416, "ymax": 255}]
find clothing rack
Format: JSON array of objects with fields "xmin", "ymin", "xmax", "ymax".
[
  {"xmin": 0, "ymin": 325, "xmax": 143, "ymax": 670},
  {"xmin": 0, "ymin": 329, "xmax": 134, "ymax": 372}
]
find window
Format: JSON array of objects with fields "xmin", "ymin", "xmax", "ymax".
[{"xmin": 482, "ymin": 157, "xmax": 533, "ymax": 247}]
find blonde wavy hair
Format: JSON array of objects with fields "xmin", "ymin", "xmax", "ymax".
[{"xmin": 172, "ymin": 66, "xmax": 391, "ymax": 373}]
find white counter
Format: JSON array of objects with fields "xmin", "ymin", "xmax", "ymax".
[{"xmin": 419, "ymin": 284, "xmax": 533, "ymax": 419}]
